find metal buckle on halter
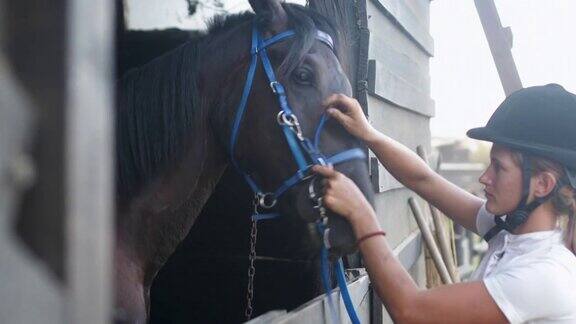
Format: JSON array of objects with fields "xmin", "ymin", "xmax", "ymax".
[
  {"xmin": 270, "ymin": 81, "xmax": 282, "ymax": 94},
  {"xmin": 308, "ymin": 177, "xmax": 327, "ymax": 218},
  {"xmin": 277, "ymin": 111, "xmax": 304, "ymax": 140},
  {"xmin": 255, "ymin": 192, "xmax": 277, "ymax": 209},
  {"xmin": 277, "ymin": 111, "xmax": 300, "ymax": 128},
  {"xmin": 308, "ymin": 179, "xmax": 322, "ymax": 209},
  {"xmin": 277, "ymin": 111, "xmax": 296, "ymax": 126},
  {"xmin": 320, "ymin": 217, "xmax": 331, "ymax": 248},
  {"xmin": 316, "ymin": 157, "xmax": 328, "ymax": 166}
]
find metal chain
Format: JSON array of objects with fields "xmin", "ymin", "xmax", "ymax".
[{"xmin": 245, "ymin": 209, "xmax": 258, "ymax": 320}]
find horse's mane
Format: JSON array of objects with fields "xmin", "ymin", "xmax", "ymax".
[{"xmin": 116, "ymin": 4, "xmax": 340, "ymax": 205}]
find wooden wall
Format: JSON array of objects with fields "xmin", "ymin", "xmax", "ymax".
[
  {"xmin": 298, "ymin": 1, "xmax": 434, "ymax": 322},
  {"xmin": 364, "ymin": 0, "xmax": 434, "ymax": 299},
  {"xmin": 0, "ymin": 0, "xmax": 114, "ymax": 322}
]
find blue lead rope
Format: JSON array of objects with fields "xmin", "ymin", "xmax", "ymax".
[
  {"xmin": 320, "ymin": 242, "xmax": 340, "ymax": 324},
  {"xmin": 317, "ymin": 222, "xmax": 361, "ymax": 324},
  {"xmin": 336, "ymin": 259, "xmax": 361, "ymax": 324}
]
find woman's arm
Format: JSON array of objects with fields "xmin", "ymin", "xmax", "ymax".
[
  {"xmin": 324, "ymin": 94, "xmax": 483, "ymax": 232},
  {"xmin": 313, "ymin": 165, "xmax": 507, "ymax": 324}
]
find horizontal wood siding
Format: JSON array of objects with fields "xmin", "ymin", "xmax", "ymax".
[
  {"xmin": 368, "ymin": 96, "xmax": 432, "ymax": 194},
  {"xmin": 366, "ymin": 0, "xmax": 435, "ymax": 116},
  {"xmin": 364, "ymin": 3, "xmax": 433, "ymax": 321},
  {"xmin": 368, "ymin": 0, "xmax": 434, "ymax": 56}
]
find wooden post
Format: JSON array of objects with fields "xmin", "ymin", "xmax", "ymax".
[
  {"xmin": 65, "ymin": 0, "xmax": 115, "ymax": 322},
  {"xmin": 416, "ymin": 146, "xmax": 460, "ymax": 283},
  {"xmin": 409, "ymin": 198, "xmax": 453, "ymax": 285},
  {"xmin": 474, "ymin": 0, "xmax": 523, "ymax": 96}
]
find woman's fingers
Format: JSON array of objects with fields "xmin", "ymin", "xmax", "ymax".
[
  {"xmin": 326, "ymin": 107, "xmax": 348, "ymax": 122},
  {"xmin": 311, "ymin": 165, "xmax": 336, "ymax": 178},
  {"xmin": 323, "ymin": 93, "xmax": 375, "ymax": 142},
  {"xmin": 323, "ymin": 93, "xmax": 357, "ymax": 112}
]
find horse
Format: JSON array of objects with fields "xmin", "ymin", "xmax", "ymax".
[
  {"xmin": 116, "ymin": 23, "xmax": 326, "ymax": 323},
  {"xmin": 115, "ymin": 0, "xmax": 373, "ymax": 322}
]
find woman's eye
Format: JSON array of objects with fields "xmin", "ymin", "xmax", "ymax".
[
  {"xmin": 494, "ymin": 163, "xmax": 501, "ymax": 172},
  {"xmin": 294, "ymin": 69, "xmax": 313, "ymax": 84}
]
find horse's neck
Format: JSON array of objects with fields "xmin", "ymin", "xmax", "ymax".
[
  {"xmin": 114, "ymin": 241, "xmax": 148, "ymax": 323},
  {"xmin": 115, "ymin": 109, "xmax": 228, "ymax": 322},
  {"xmin": 120, "ymin": 120, "xmax": 227, "ymax": 275}
]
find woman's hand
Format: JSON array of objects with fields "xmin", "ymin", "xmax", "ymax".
[
  {"xmin": 323, "ymin": 94, "xmax": 376, "ymax": 142},
  {"xmin": 312, "ymin": 164, "xmax": 376, "ymax": 225}
]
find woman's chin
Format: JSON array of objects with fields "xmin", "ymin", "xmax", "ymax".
[
  {"xmin": 486, "ymin": 203, "xmax": 511, "ymax": 216},
  {"xmin": 485, "ymin": 201, "xmax": 498, "ymax": 215}
]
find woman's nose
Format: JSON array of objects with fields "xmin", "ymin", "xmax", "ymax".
[{"xmin": 479, "ymin": 168, "xmax": 491, "ymax": 186}]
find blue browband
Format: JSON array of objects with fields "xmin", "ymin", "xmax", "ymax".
[{"xmin": 229, "ymin": 23, "xmax": 365, "ymax": 211}]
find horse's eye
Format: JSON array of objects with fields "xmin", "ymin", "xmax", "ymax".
[{"xmin": 293, "ymin": 68, "xmax": 314, "ymax": 85}]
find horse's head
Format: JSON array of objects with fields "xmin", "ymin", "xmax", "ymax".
[{"xmin": 212, "ymin": 0, "xmax": 374, "ymax": 257}]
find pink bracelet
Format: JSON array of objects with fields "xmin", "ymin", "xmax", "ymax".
[{"xmin": 356, "ymin": 230, "xmax": 386, "ymax": 246}]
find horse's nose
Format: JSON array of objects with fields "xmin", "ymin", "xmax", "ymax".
[
  {"xmin": 325, "ymin": 67, "xmax": 352, "ymax": 98},
  {"xmin": 292, "ymin": 177, "xmax": 324, "ymax": 222},
  {"xmin": 330, "ymin": 74, "xmax": 352, "ymax": 97}
]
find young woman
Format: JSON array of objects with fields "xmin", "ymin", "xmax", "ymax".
[{"xmin": 313, "ymin": 84, "xmax": 576, "ymax": 323}]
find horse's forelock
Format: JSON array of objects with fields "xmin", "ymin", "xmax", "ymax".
[{"xmin": 279, "ymin": 3, "xmax": 341, "ymax": 78}]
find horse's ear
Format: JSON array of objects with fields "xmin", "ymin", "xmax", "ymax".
[{"xmin": 249, "ymin": 0, "xmax": 288, "ymax": 35}]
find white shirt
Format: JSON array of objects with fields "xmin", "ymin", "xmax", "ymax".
[{"xmin": 470, "ymin": 203, "xmax": 576, "ymax": 323}]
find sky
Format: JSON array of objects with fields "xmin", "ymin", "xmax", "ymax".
[{"xmin": 430, "ymin": 0, "xmax": 576, "ymax": 138}]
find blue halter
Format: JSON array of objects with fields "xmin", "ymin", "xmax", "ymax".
[
  {"xmin": 229, "ymin": 23, "xmax": 362, "ymax": 324},
  {"xmin": 229, "ymin": 23, "xmax": 365, "ymax": 211}
]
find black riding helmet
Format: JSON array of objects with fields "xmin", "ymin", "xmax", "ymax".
[{"xmin": 467, "ymin": 84, "xmax": 576, "ymax": 240}]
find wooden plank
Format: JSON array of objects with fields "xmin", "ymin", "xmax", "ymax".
[
  {"xmin": 394, "ymin": 230, "xmax": 422, "ymax": 270},
  {"xmin": 256, "ymin": 275, "xmax": 372, "ymax": 324},
  {"xmin": 474, "ymin": 0, "xmax": 522, "ymax": 95},
  {"xmin": 404, "ymin": 0, "xmax": 431, "ymax": 30},
  {"xmin": 368, "ymin": 0, "xmax": 434, "ymax": 56},
  {"xmin": 368, "ymin": 59, "xmax": 435, "ymax": 117},
  {"xmin": 371, "ymin": 153, "xmax": 403, "ymax": 193},
  {"xmin": 0, "ymin": 55, "xmax": 65, "ymax": 324},
  {"xmin": 5, "ymin": 0, "xmax": 67, "ymax": 279},
  {"xmin": 369, "ymin": 39, "xmax": 431, "ymax": 95},
  {"xmin": 355, "ymin": 0, "xmax": 371, "ymax": 115},
  {"xmin": 64, "ymin": 0, "xmax": 114, "ymax": 322},
  {"xmin": 367, "ymin": 96, "xmax": 432, "ymax": 193},
  {"xmin": 247, "ymin": 231, "xmax": 421, "ymax": 323}
]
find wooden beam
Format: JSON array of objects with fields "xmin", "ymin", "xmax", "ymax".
[
  {"xmin": 474, "ymin": 0, "xmax": 523, "ymax": 96},
  {"xmin": 408, "ymin": 198, "xmax": 453, "ymax": 284},
  {"xmin": 369, "ymin": 0, "xmax": 435, "ymax": 56},
  {"xmin": 65, "ymin": 0, "xmax": 114, "ymax": 322}
]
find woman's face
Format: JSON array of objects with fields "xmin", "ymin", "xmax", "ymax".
[{"xmin": 479, "ymin": 144, "xmax": 523, "ymax": 215}]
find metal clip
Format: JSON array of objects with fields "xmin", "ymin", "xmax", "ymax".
[
  {"xmin": 256, "ymin": 192, "xmax": 277, "ymax": 209},
  {"xmin": 321, "ymin": 217, "xmax": 331, "ymax": 248},
  {"xmin": 308, "ymin": 177, "xmax": 327, "ymax": 219},
  {"xmin": 277, "ymin": 111, "xmax": 295, "ymax": 126},
  {"xmin": 270, "ymin": 81, "xmax": 281, "ymax": 94},
  {"xmin": 277, "ymin": 111, "xmax": 304, "ymax": 140}
]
